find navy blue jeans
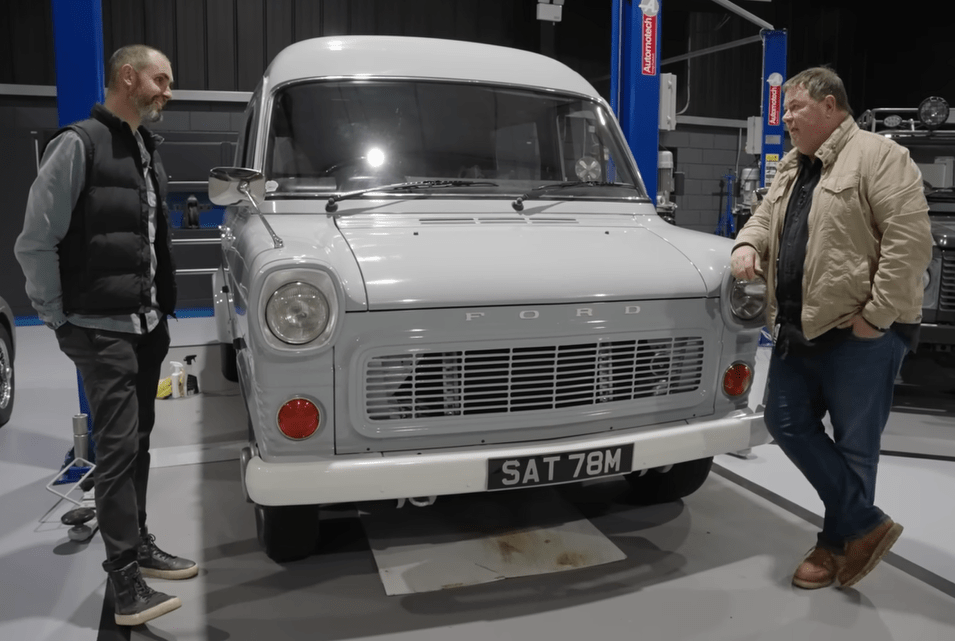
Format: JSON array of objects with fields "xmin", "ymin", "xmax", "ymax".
[{"xmin": 764, "ymin": 330, "xmax": 908, "ymax": 551}]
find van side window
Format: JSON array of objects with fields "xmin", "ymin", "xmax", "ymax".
[{"xmin": 237, "ymin": 98, "xmax": 258, "ymax": 168}]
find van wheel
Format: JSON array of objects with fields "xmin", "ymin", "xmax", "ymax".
[
  {"xmin": 625, "ymin": 457, "xmax": 714, "ymax": 504},
  {"xmin": 221, "ymin": 342, "xmax": 238, "ymax": 382},
  {"xmin": 255, "ymin": 504, "xmax": 320, "ymax": 563},
  {"xmin": 0, "ymin": 324, "xmax": 14, "ymax": 427}
]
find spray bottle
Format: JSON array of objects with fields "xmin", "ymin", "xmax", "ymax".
[
  {"xmin": 170, "ymin": 361, "xmax": 185, "ymax": 398},
  {"xmin": 183, "ymin": 355, "xmax": 200, "ymax": 396}
]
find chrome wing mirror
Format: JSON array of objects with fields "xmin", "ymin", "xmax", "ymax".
[
  {"xmin": 209, "ymin": 167, "xmax": 265, "ymax": 209},
  {"xmin": 209, "ymin": 167, "xmax": 283, "ymax": 248}
]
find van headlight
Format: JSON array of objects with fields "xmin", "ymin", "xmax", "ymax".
[
  {"xmin": 265, "ymin": 282, "xmax": 330, "ymax": 344},
  {"xmin": 729, "ymin": 277, "xmax": 767, "ymax": 321}
]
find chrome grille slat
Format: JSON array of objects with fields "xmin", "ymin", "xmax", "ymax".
[
  {"xmin": 364, "ymin": 336, "xmax": 706, "ymax": 421},
  {"xmin": 941, "ymin": 251, "xmax": 955, "ymax": 312}
]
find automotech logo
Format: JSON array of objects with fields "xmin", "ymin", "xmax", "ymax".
[
  {"xmin": 640, "ymin": 0, "xmax": 659, "ymax": 76},
  {"xmin": 767, "ymin": 73, "xmax": 784, "ymax": 126}
]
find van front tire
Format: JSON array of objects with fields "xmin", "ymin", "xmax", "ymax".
[
  {"xmin": 255, "ymin": 503, "xmax": 320, "ymax": 563},
  {"xmin": 625, "ymin": 457, "xmax": 714, "ymax": 504}
]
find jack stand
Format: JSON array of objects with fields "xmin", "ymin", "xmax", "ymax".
[
  {"xmin": 45, "ymin": 458, "xmax": 98, "ymax": 542},
  {"xmin": 47, "ymin": 415, "xmax": 99, "ymax": 542},
  {"xmin": 62, "ymin": 506, "xmax": 96, "ymax": 542},
  {"xmin": 715, "ymin": 174, "xmax": 737, "ymax": 238}
]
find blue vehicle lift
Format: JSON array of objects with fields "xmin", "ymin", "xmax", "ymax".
[
  {"xmin": 610, "ymin": 1, "xmax": 787, "ymax": 235},
  {"xmin": 759, "ymin": 29, "xmax": 788, "ymax": 189},
  {"xmin": 610, "ymin": 0, "xmax": 662, "ymax": 200},
  {"xmin": 50, "ymin": 0, "xmax": 105, "ymax": 483}
]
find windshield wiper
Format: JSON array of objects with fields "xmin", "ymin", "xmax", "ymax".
[
  {"xmin": 511, "ymin": 181, "xmax": 635, "ymax": 211},
  {"xmin": 325, "ymin": 180, "xmax": 498, "ymax": 212}
]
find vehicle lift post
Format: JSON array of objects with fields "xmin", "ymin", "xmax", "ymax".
[
  {"xmin": 45, "ymin": 0, "xmax": 105, "ymax": 540},
  {"xmin": 759, "ymin": 29, "xmax": 788, "ymax": 189},
  {"xmin": 612, "ymin": 2, "xmax": 787, "ymax": 219},
  {"xmin": 610, "ymin": 0, "xmax": 662, "ymax": 200}
]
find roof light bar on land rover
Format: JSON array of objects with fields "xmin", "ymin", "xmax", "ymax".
[{"xmin": 919, "ymin": 97, "xmax": 950, "ymax": 130}]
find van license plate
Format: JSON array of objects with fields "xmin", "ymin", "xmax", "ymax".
[{"xmin": 487, "ymin": 444, "xmax": 634, "ymax": 490}]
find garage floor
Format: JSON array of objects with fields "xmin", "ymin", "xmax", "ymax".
[{"xmin": 1, "ymin": 319, "xmax": 954, "ymax": 640}]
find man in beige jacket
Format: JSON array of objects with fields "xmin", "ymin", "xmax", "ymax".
[{"xmin": 731, "ymin": 67, "xmax": 932, "ymax": 590}]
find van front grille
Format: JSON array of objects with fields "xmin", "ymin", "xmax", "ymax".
[
  {"xmin": 364, "ymin": 336, "xmax": 705, "ymax": 421},
  {"xmin": 941, "ymin": 250, "xmax": 955, "ymax": 313}
]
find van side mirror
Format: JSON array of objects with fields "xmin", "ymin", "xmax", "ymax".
[{"xmin": 208, "ymin": 167, "xmax": 265, "ymax": 207}]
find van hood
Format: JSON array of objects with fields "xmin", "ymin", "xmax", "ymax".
[{"xmin": 335, "ymin": 217, "xmax": 711, "ymax": 310}]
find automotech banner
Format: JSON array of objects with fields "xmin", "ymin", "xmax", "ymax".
[{"xmin": 640, "ymin": 0, "xmax": 659, "ymax": 76}]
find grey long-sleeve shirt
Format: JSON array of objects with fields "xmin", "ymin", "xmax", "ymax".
[{"xmin": 14, "ymin": 130, "xmax": 161, "ymax": 334}]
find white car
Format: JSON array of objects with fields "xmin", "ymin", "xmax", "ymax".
[
  {"xmin": 0, "ymin": 294, "xmax": 15, "ymax": 428},
  {"xmin": 209, "ymin": 36, "xmax": 769, "ymax": 562}
]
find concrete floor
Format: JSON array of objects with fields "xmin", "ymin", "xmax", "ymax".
[{"xmin": 1, "ymin": 319, "xmax": 954, "ymax": 640}]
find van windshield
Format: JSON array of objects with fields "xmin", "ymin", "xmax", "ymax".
[{"xmin": 265, "ymin": 79, "xmax": 648, "ymax": 202}]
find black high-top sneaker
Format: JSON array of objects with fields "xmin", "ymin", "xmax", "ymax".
[
  {"xmin": 108, "ymin": 561, "xmax": 181, "ymax": 626},
  {"xmin": 138, "ymin": 527, "xmax": 199, "ymax": 579}
]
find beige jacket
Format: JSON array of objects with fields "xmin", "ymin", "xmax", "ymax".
[{"xmin": 735, "ymin": 115, "xmax": 932, "ymax": 339}]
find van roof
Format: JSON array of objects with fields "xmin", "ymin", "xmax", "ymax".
[{"xmin": 262, "ymin": 36, "xmax": 600, "ymax": 100}]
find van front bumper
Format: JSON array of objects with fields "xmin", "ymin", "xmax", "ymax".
[{"xmin": 243, "ymin": 408, "xmax": 768, "ymax": 506}]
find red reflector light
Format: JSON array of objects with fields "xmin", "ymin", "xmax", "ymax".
[
  {"xmin": 277, "ymin": 398, "xmax": 320, "ymax": 439},
  {"xmin": 722, "ymin": 363, "xmax": 752, "ymax": 397}
]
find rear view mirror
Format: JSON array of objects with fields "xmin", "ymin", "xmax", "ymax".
[{"xmin": 209, "ymin": 167, "xmax": 266, "ymax": 207}]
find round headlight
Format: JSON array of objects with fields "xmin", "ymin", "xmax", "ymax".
[
  {"xmin": 265, "ymin": 282, "xmax": 329, "ymax": 344},
  {"xmin": 923, "ymin": 269, "xmax": 931, "ymax": 289},
  {"xmin": 919, "ymin": 96, "xmax": 949, "ymax": 130},
  {"xmin": 730, "ymin": 277, "xmax": 767, "ymax": 321}
]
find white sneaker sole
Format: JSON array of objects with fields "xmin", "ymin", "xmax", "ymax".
[
  {"xmin": 140, "ymin": 564, "xmax": 199, "ymax": 580},
  {"xmin": 114, "ymin": 595, "xmax": 182, "ymax": 626}
]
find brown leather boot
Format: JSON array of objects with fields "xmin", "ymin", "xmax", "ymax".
[
  {"xmin": 838, "ymin": 519, "xmax": 903, "ymax": 589},
  {"xmin": 793, "ymin": 546, "xmax": 843, "ymax": 589}
]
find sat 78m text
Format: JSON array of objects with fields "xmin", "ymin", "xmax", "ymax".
[{"xmin": 498, "ymin": 449, "xmax": 625, "ymax": 486}]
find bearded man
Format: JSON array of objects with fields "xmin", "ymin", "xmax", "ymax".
[{"xmin": 15, "ymin": 45, "xmax": 196, "ymax": 626}]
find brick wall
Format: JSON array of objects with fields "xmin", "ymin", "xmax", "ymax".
[{"xmin": 660, "ymin": 124, "xmax": 762, "ymax": 236}]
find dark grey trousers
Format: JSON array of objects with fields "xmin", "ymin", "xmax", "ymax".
[{"xmin": 54, "ymin": 318, "xmax": 170, "ymax": 572}]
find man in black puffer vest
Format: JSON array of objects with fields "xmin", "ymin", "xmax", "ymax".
[{"xmin": 16, "ymin": 45, "xmax": 196, "ymax": 627}]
